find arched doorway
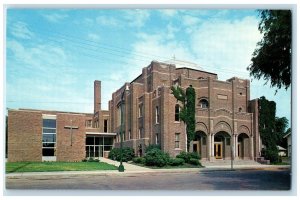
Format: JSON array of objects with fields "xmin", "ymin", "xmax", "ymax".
[
  {"xmin": 214, "ymin": 131, "xmax": 231, "ymax": 159},
  {"xmin": 192, "ymin": 131, "xmax": 207, "ymax": 159},
  {"xmin": 237, "ymin": 133, "xmax": 250, "ymax": 159}
]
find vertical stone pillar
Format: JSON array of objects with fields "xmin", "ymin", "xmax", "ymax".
[
  {"xmin": 207, "ymin": 133, "xmax": 211, "ymax": 160},
  {"xmin": 211, "ymin": 134, "xmax": 214, "ymax": 159},
  {"xmin": 210, "ymin": 119, "xmax": 214, "ymax": 160},
  {"xmin": 231, "ymin": 134, "xmax": 235, "ymax": 160},
  {"xmin": 235, "ymin": 135, "xmax": 238, "ymax": 158},
  {"xmin": 250, "ymin": 136, "xmax": 254, "ymax": 160}
]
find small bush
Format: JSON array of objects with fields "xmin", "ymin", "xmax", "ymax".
[
  {"xmin": 188, "ymin": 158, "xmax": 201, "ymax": 166},
  {"xmin": 145, "ymin": 144, "xmax": 161, "ymax": 153},
  {"xmin": 108, "ymin": 147, "xmax": 135, "ymax": 162},
  {"xmin": 176, "ymin": 151, "xmax": 200, "ymax": 163},
  {"xmin": 265, "ymin": 148, "xmax": 280, "ymax": 163},
  {"xmin": 132, "ymin": 157, "xmax": 146, "ymax": 164},
  {"xmin": 144, "ymin": 148, "xmax": 170, "ymax": 167},
  {"xmin": 168, "ymin": 158, "xmax": 185, "ymax": 166},
  {"xmin": 108, "ymin": 148, "xmax": 121, "ymax": 160},
  {"xmin": 82, "ymin": 158, "xmax": 100, "ymax": 162}
]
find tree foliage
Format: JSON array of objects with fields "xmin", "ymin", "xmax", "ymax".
[
  {"xmin": 171, "ymin": 85, "xmax": 196, "ymax": 152},
  {"xmin": 249, "ymin": 10, "xmax": 292, "ymax": 90},
  {"xmin": 258, "ymin": 96, "xmax": 289, "ymax": 163},
  {"xmin": 275, "ymin": 117, "xmax": 289, "ymax": 148},
  {"xmin": 258, "ymin": 96, "xmax": 278, "ymax": 163}
]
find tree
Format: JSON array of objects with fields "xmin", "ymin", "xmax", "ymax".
[
  {"xmin": 275, "ymin": 117, "xmax": 289, "ymax": 148},
  {"xmin": 248, "ymin": 10, "xmax": 292, "ymax": 90},
  {"xmin": 258, "ymin": 96, "xmax": 278, "ymax": 163},
  {"xmin": 171, "ymin": 85, "xmax": 196, "ymax": 152}
]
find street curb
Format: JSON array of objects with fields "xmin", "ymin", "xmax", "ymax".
[{"xmin": 5, "ymin": 165, "xmax": 290, "ymax": 177}]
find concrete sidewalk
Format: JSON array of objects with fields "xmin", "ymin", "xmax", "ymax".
[{"xmin": 5, "ymin": 158, "xmax": 290, "ymax": 177}]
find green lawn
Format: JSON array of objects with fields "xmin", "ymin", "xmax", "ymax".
[{"xmin": 6, "ymin": 162, "xmax": 118, "ymax": 173}]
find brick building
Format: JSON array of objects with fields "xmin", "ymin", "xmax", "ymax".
[{"xmin": 7, "ymin": 60, "xmax": 261, "ymax": 162}]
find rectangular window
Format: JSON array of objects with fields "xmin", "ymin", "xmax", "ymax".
[
  {"xmin": 175, "ymin": 105, "xmax": 180, "ymax": 121},
  {"xmin": 43, "ymin": 119, "xmax": 56, "ymax": 128},
  {"xmin": 85, "ymin": 120, "xmax": 92, "ymax": 128},
  {"xmin": 138, "ymin": 104, "xmax": 143, "ymax": 118},
  {"xmin": 175, "ymin": 133, "xmax": 180, "ymax": 148},
  {"xmin": 42, "ymin": 134, "xmax": 56, "ymax": 143},
  {"xmin": 117, "ymin": 106, "xmax": 121, "ymax": 126},
  {"xmin": 128, "ymin": 131, "xmax": 131, "ymax": 140},
  {"xmin": 138, "ymin": 128, "xmax": 141, "ymax": 139},
  {"xmin": 42, "ymin": 118, "xmax": 56, "ymax": 157},
  {"xmin": 155, "ymin": 106, "xmax": 159, "ymax": 124},
  {"xmin": 104, "ymin": 119, "xmax": 108, "ymax": 133},
  {"xmin": 155, "ymin": 133, "xmax": 159, "ymax": 145}
]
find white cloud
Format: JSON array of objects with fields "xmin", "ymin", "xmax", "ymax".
[
  {"xmin": 42, "ymin": 13, "xmax": 69, "ymax": 23},
  {"xmin": 190, "ymin": 16, "xmax": 262, "ymax": 80},
  {"xmin": 87, "ymin": 33, "xmax": 100, "ymax": 41},
  {"xmin": 166, "ymin": 23, "xmax": 179, "ymax": 40},
  {"xmin": 123, "ymin": 10, "xmax": 150, "ymax": 28},
  {"xmin": 7, "ymin": 40, "xmax": 68, "ymax": 72},
  {"xmin": 9, "ymin": 21, "xmax": 34, "ymax": 39},
  {"xmin": 158, "ymin": 9, "xmax": 178, "ymax": 18},
  {"xmin": 6, "ymin": 39, "xmax": 95, "ymax": 113},
  {"xmin": 182, "ymin": 15, "xmax": 201, "ymax": 26},
  {"xmin": 96, "ymin": 16, "xmax": 119, "ymax": 27}
]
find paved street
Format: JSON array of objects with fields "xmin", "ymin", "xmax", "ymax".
[{"xmin": 5, "ymin": 168, "xmax": 291, "ymax": 191}]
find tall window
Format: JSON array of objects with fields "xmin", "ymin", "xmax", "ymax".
[
  {"xmin": 104, "ymin": 119, "xmax": 108, "ymax": 132},
  {"xmin": 85, "ymin": 120, "xmax": 92, "ymax": 128},
  {"xmin": 199, "ymin": 99, "xmax": 209, "ymax": 108},
  {"xmin": 155, "ymin": 133, "xmax": 159, "ymax": 145},
  {"xmin": 42, "ymin": 118, "xmax": 56, "ymax": 156},
  {"xmin": 117, "ymin": 106, "xmax": 121, "ymax": 126},
  {"xmin": 155, "ymin": 106, "xmax": 159, "ymax": 124},
  {"xmin": 138, "ymin": 128, "xmax": 142, "ymax": 139},
  {"xmin": 138, "ymin": 104, "xmax": 143, "ymax": 118},
  {"xmin": 175, "ymin": 133, "xmax": 180, "ymax": 148},
  {"xmin": 175, "ymin": 104, "xmax": 180, "ymax": 121},
  {"xmin": 128, "ymin": 131, "xmax": 131, "ymax": 140}
]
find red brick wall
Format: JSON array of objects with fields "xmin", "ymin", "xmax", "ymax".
[
  {"xmin": 56, "ymin": 113, "xmax": 86, "ymax": 162},
  {"xmin": 8, "ymin": 110, "xmax": 42, "ymax": 162}
]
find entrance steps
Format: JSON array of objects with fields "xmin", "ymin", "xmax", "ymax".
[{"xmin": 201, "ymin": 159, "xmax": 262, "ymax": 167}]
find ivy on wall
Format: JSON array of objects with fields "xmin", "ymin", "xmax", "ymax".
[{"xmin": 171, "ymin": 85, "xmax": 196, "ymax": 152}]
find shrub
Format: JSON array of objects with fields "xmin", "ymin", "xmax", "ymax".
[
  {"xmin": 144, "ymin": 148, "xmax": 170, "ymax": 167},
  {"xmin": 188, "ymin": 158, "xmax": 201, "ymax": 166},
  {"xmin": 82, "ymin": 158, "xmax": 100, "ymax": 162},
  {"xmin": 168, "ymin": 158, "xmax": 185, "ymax": 166},
  {"xmin": 132, "ymin": 157, "xmax": 146, "ymax": 164},
  {"xmin": 265, "ymin": 148, "xmax": 280, "ymax": 163},
  {"xmin": 108, "ymin": 147, "xmax": 135, "ymax": 162},
  {"xmin": 176, "ymin": 151, "xmax": 200, "ymax": 163},
  {"xmin": 145, "ymin": 144, "xmax": 161, "ymax": 153},
  {"xmin": 108, "ymin": 148, "xmax": 121, "ymax": 161}
]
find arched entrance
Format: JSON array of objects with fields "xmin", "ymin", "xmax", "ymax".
[
  {"xmin": 192, "ymin": 131, "xmax": 207, "ymax": 160},
  {"xmin": 214, "ymin": 131, "xmax": 231, "ymax": 160},
  {"xmin": 237, "ymin": 133, "xmax": 250, "ymax": 159}
]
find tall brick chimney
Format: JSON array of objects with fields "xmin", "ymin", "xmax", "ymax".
[{"xmin": 94, "ymin": 80, "xmax": 101, "ymax": 113}]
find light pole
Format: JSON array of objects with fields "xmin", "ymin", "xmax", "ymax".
[
  {"xmin": 118, "ymin": 84, "xmax": 129, "ymax": 172},
  {"xmin": 230, "ymin": 136, "xmax": 234, "ymax": 170}
]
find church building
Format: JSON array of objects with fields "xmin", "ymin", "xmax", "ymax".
[{"xmin": 7, "ymin": 60, "xmax": 261, "ymax": 162}]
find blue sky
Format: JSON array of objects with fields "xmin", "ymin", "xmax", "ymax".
[{"xmin": 5, "ymin": 9, "xmax": 291, "ymax": 127}]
